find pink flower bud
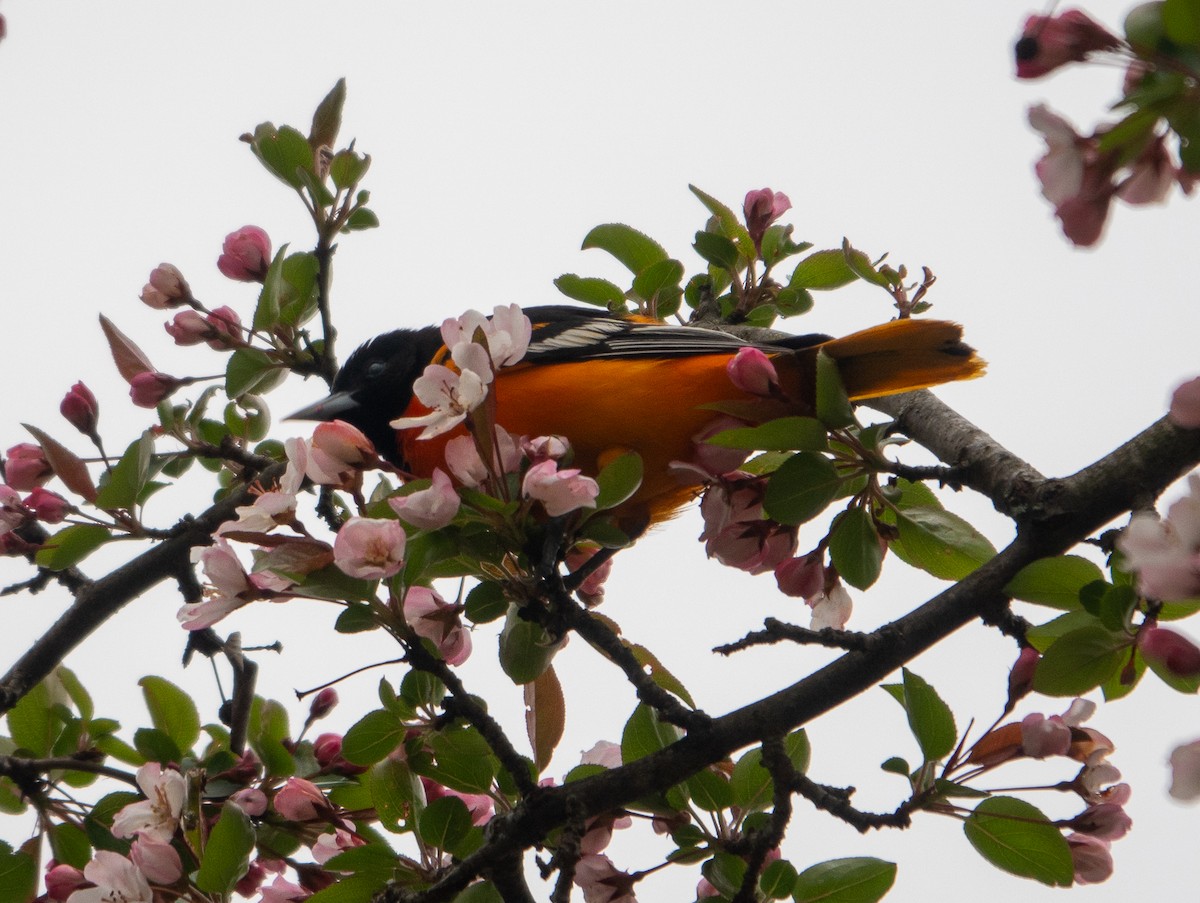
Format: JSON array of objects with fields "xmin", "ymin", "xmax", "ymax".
[
  {"xmin": 129, "ymin": 372, "xmax": 182, "ymax": 408},
  {"xmin": 313, "ymin": 732, "xmax": 344, "ymax": 767},
  {"xmin": 521, "ymin": 459, "xmax": 600, "ymax": 516},
  {"xmin": 130, "ymin": 836, "xmax": 183, "ymax": 884},
  {"xmin": 565, "ymin": 544, "xmax": 613, "ymax": 604},
  {"xmin": 205, "ymin": 306, "xmax": 244, "ymax": 349},
  {"xmin": 4, "ymin": 443, "xmax": 52, "ymax": 491},
  {"xmin": 420, "ymin": 777, "xmax": 494, "ymax": 825},
  {"xmin": 24, "ymin": 487, "xmax": 70, "ymax": 524},
  {"xmin": 44, "ymin": 863, "xmax": 86, "ymax": 902},
  {"xmin": 1066, "ymin": 833, "xmax": 1114, "ymax": 885},
  {"xmin": 743, "ymin": 188, "xmax": 792, "ymax": 250},
  {"xmin": 164, "ymin": 310, "xmax": 210, "ymax": 346},
  {"xmin": 403, "ymin": 586, "xmax": 472, "ymax": 665},
  {"xmin": 140, "ymin": 263, "xmax": 192, "ymax": 309},
  {"xmin": 60, "ymin": 381, "xmax": 99, "ymax": 436},
  {"xmin": 1170, "ymin": 376, "xmax": 1200, "ymax": 429},
  {"xmin": 774, "ymin": 555, "xmax": 825, "ymax": 599},
  {"xmin": 1007, "ymin": 646, "xmax": 1041, "ymax": 705},
  {"xmin": 308, "ymin": 687, "xmax": 339, "ymax": 721},
  {"xmin": 229, "ymin": 787, "xmax": 268, "ymax": 817},
  {"xmin": 1021, "ymin": 712, "xmax": 1072, "ymax": 758},
  {"xmin": 273, "ymin": 777, "xmax": 329, "ymax": 821},
  {"xmin": 1140, "ymin": 626, "xmax": 1200, "ymax": 678},
  {"xmin": 726, "ymin": 347, "xmax": 779, "ymax": 396},
  {"xmin": 1014, "ymin": 10, "xmax": 1120, "ymax": 80},
  {"xmin": 389, "ymin": 468, "xmax": 460, "ymax": 530},
  {"xmin": 218, "ymin": 226, "xmax": 272, "ymax": 282}
]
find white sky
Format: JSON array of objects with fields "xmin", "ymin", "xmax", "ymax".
[{"xmin": 1, "ymin": 1, "xmax": 1198, "ymax": 900}]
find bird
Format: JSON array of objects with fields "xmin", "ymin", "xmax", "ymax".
[{"xmin": 290, "ymin": 305, "xmax": 984, "ymax": 528}]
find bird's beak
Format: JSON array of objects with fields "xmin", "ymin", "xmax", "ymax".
[{"xmin": 285, "ymin": 391, "xmax": 360, "ymax": 422}]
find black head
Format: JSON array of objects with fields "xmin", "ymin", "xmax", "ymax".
[{"xmin": 288, "ymin": 326, "xmax": 444, "ymax": 466}]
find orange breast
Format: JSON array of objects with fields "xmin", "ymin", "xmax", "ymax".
[{"xmin": 399, "ymin": 355, "xmax": 758, "ymax": 525}]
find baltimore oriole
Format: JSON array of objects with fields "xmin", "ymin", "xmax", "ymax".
[{"xmin": 291, "ymin": 305, "xmax": 983, "ymax": 526}]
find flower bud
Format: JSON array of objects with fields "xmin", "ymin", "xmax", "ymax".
[
  {"xmin": 743, "ymin": 188, "xmax": 792, "ymax": 250},
  {"xmin": 204, "ymin": 306, "xmax": 244, "ymax": 349},
  {"xmin": 24, "ymin": 487, "xmax": 70, "ymax": 523},
  {"xmin": 60, "ymin": 381, "xmax": 99, "ymax": 436},
  {"xmin": 44, "ymin": 864, "xmax": 86, "ymax": 902},
  {"xmin": 217, "ymin": 226, "xmax": 272, "ymax": 282},
  {"xmin": 129, "ymin": 372, "xmax": 182, "ymax": 408},
  {"xmin": 1007, "ymin": 646, "xmax": 1041, "ymax": 706},
  {"xmin": 308, "ymin": 687, "xmax": 339, "ymax": 721},
  {"xmin": 164, "ymin": 310, "xmax": 210, "ymax": 346},
  {"xmin": 1140, "ymin": 626, "xmax": 1200, "ymax": 678},
  {"xmin": 5, "ymin": 443, "xmax": 52, "ymax": 490},
  {"xmin": 140, "ymin": 263, "xmax": 193, "ymax": 309}
]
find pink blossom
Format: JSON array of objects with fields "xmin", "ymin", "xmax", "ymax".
[
  {"xmin": 743, "ymin": 188, "xmax": 792, "ymax": 251},
  {"xmin": 139, "ymin": 263, "xmax": 192, "ymax": 309},
  {"xmin": 565, "ymin": 544, "xmax": 613, "ymax": 604},
  {"xmin": 775, "ymin": 555, "xmax": 824, "ymax": 599},
  {"xmin": 130, "ymin": 836, "xmax": 182, "ymax": 884},
  {"xmin": 5, "ymin": 443, "xmax": 52, "ymax": 490},
  {"xmin": 260, "ymin": 875, "xmax": 311, "ymax": 903},
  {"xmin": 1169, "ymin": 738, "xmax": 1200, "ymax": 801},
  {"xmin": 685, "ymin": 416, "xmax": 752, "ymax": 479},
  {"xmin": 1014, "ymin": 10, "xmax": 1119, "ymax": 79},
  {"xmin": 439, "ymin": 304, "xmax": 532, "ymax": 369},
  {"xmin": 229, "ymin": 787, "xmax": 268, "ymax": 816},
  {"xmin": 217, "ymin": 226, "xmax": 272, "ymax": 282},
  {"xmin": 1027, "ymin": 104, "xmax": 1118, "ymax": 246},
  {"xmin": 313, "ymin": 733, "xmax": 344, "ymax": 768},
  {"xmin": 390, "ymin": 364, "xmax": 489, "ymax": 440},
  {"xmin": 1140, "ymin": 626, "xmax": 1200, "ymax": 677},
  {"xmin": 1072, "ymin": 801, "xmax": 1132, "ymax": 841},
  {"xmin": 1171, "ymin": 377, "xmax": 1200, "ymax": 429},
  {"xmin": 312, "ymin": 828, "xmax": 366, "ymax": 865},
  {"xmin": 443, "ymin": 428, "xmax": 521, "ymax": 487},
  {"xmin": 129, "ymin": 371, "xmax": 182, "ymax": 408},
  {"xmin": 1007, "ymin": 646, "xmax": 1041, "ymax": 706},
  {"xmin": 306, "ymin": 420, "xmax": 376, "ymax": 486},
  {"xmin": 308, "ymin": 687, "xmax": 339, "ymax": 722},
  {"xmin": 333, "ymin": 517, "xmax": 407, "ymax": 580},
  {"xmin": 522, "ymin": 459, "xmax": 600, "ymax": 516},
  {"xmin": 726, "ymin": 347, "xmax": 779, "ymax": 396},
  {"xmin": 45, "ymin": 864, "xmax": 85, "ymax": 902},
  {"xmin": 1118, "ymin": 134, "xmax": 1176, "ymax": 206},
  {"xmin": 111, "ymin": 763, "xmax": 186, "ymax": 842},
  {"xmin": 808, "ymin": 582, "xmax": 853, "ymax": 630},
  {"xmin": 1066, "ymin": 833, "xmax": 1113, "ymax": 884},
  {"xmin": 163, "ymin": 310, "xmax": 210, "ymax": 345},
  {"xmin": 580, "ymin": 740, "xmax": 623, "ymax": 770},
  {"xmin": 1118, "ymin": 475, "xmax": 1200, "ymax": 600},
  {"xmin": 523, "ymin": 434, "xmax": 570, "ymax": 463},
  {"xmin": 389, "ymin": 469, "xmax": 460, "ymax": 530},
  {"xmin": 573, "ymin": 853, "xmax": 637, "ymax": 903},
  {"xmin": 273, "ymin": 777, "xmax": 329, "ymax": 822},
  {"xmin": 25, "ymin": 487, "xmax": 70, "ymax": 524},
  {"xmin": 177, "ymin": 540, "xmax": 263, "ymax": 630},
  {"xmin": 700, "ymin": 478, "xmax": 797, "ymax": 574},
  {"xmin": 1021, "ymin": 712, "xmax": 1073, "ymax": 758},
  {"xmin": 214, "ymin": 489, "xmax": 298, "ymax": 537},
  {"xmin": 68, "ymin": 851, "xmax": 152, "ymax": 903},
  {"xmin": 421, "ymin": 777, "xmax": 494, "ymax": 826},
  {"xmin": 697, "ymin": 877, "xmax": 721, "ymax": 899},
  {"xmin": 403, "ymin": 585, "xmax": 472, "ymax": 665},
  {"xmin": 0, "ymin": 485, "xmax": 26, "ymax": 535},
  {"xmin": 580, "ymin": 811, "xmax": 633, "ymax": 856},
  {"xmin": 60, "ymin": 382, "xmax": 99, "ymax": 436}
]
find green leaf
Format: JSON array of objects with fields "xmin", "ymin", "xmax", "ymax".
[
  {"xmin": 760, "ymin": 224, "xmax": 812, "ymax": 269},
  {"xmin": 763, "ymin": 452, "xmax": 842, "ymax": 524},
  {"xmin": 632, "ymin": 257, "xmax": 684, "ymax": 307},
  {"xmin": 305, "ymin": 875, "xmax": 387, "ymax": 903},
  {"xmin": 195, "ymin": 803, "xmax": 256, "ymax": 895},
  {"xmin": 1004, "ymin": 556, "xmax": 1103, "ymax": 610},
  {"xmin": 593, "ymin": 451, "xmax": 643, "ymax": 511},
  {"xmin": 689, "ymin": 185, "xmax": 755, "ymax": 261},
  {"xmin": 841, "ymin": 239, "xmax": 891, "ymax": 288},
  {"xmin": 693, "ymin": 230, "xmax": 740, "ymax": 270},
  {"xmin": 134, "ymin": 727, "xmax": 181, "ymax": 763},
  {"xmin": 789, "ymin": 248, "xmax": 860, "ymax": 290},
  {"xmin": 140, "ymin": 676, "xmax": 200, "ymax": 754},
  {"xmin": 342, "ymin": 207, "xmax": 380, "ymax": 232},
  {"xmin": 963, "ymin": 797, "xmax": 1073, "ymax": 887},
  {"xmin": 731, "ymin": 747, "xmax": 774, "ymax": 813},
  {"xmin": 499, "ymin": 615, "xmax": 561, "ymax": 684},
  {"xmin": 369, "ymin": 757, "xmax": 420, "ymax": 832},
  {"xmin": 829, "ymin": 508, "xmax": 884, "ymax": 590},
  {"xmin": 252, "ymin": 123, "xmax": 315, "ymax": 189},
  {"xmin": 900, "ymin": 669, "xmax": 957, "ymax": 762},
  {"xmin": 580, "ymin": 223, "xmax": 668, "ymax": 276},
  {"xmin": 465, "ymin": 581, "xmax": 507, "ymax": 624},
  {"xmin": 422, "ymin": 727, "xmax": 497, "ymax": 794},
  {"xmin": 760, "ymin": 858, "xmax": 798, "ymax": 899},
  {"xmin": 330, "ymin": 150, "xmax": 372, "ymax": 192},
  {"xmin": 621, "ymin": 704, "xmax": 681, "ymax": 764},
  {"xmin": 343, "ymin": 709, "xmax": 407, "ymax": 766},
  {"xmin": 792, "ymin": 857, "xmax": 897, "ymax": 903},
  {"xmin": 225, "ymin": 348, "xmax": 286, "ymax": 399},
  {"xmin": 685, "ymin": 766, "xmax": 733, "ymax": 812},
  {"xmin": 7, "ymin": 682, "xmax": 59, "ymax": 756},
  {"xmin": 890, "ymin": 507, "xmax": 995, "ymax": 580},
  {"xmin": 0, "ymin": 845, "xmax": 37, "ymax": 903},
  {"xmin": 309, "ymin": 78, "xmax": 346, "ymax": 148},
  {"xmin": 628, "ymin": 643, "xmax": 696, "ymax": 708},
  {"xmin": 248, "ymin": 697, "xmax": 294, "ymax": 777},
  {"xmin": 418, "ymin": 796, "xmax": 472, "ymax": 852},
  {"xmin": 49, "ymin": 821, "xmax": 92, "ymax": 869},
  {"xmin": 34, "ymin": 524, "xmax": 111, "ymax": 571},
  {"xmin": 1164, "ymin": 0, "xmax": 1200, "ymax": 45},
  {"xmin": 707, "ymin": 417, "xmax": 828, "ymax": 452},
  {"xmin": 94, "ymin": 432, "xmax": 155, "ymax": 509},
  {"xmin": 1032, "ymin": 626, "xmax": 1129, "ymax": 696},
  {"xmin": 815, "ymin": 349, "xmax": 855, "ymax": 428},
  {"xmin": 553, "ymin": 274, "xmax": 626, "ymax": 308},
  {"xmin": 452, "ymin": 882, "xmax": 504, "ymax": 903}
]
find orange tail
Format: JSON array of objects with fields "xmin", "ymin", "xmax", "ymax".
[{"xmin": 818, "ymin": 319, "xmax": 985, "ymax": 400}]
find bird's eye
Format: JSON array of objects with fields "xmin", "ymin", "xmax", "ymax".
[{"xmin": 365, "ymin": 360, "xmax": 388, "ymax": 380}]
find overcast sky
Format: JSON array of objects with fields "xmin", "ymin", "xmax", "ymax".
[{"xmin": 1, "ymin": 2, "xmax": 1197, "ymax": 900}]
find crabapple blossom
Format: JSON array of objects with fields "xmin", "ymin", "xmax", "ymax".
[
  {"xmin": 390, "ymin": 364, "xmax": 488, "ymax": 440},
  {"xmin": 402, "ymin": 585, "xmax": 472, "ymax": 665},
  {"xmin": 1139, "ymin": 626, "xmax": 1200, "ymax": 678},
  {"xmin": 163, "ymin": 310, "xmax": 210, "ymax": 345},
  {"xmin": 333, "ymin": 517, "xmax": 407, "ymax": 579},
  {"xmin": 130, "ymin": 836, "xmax": 182, "ymax": 884},
  {"xmin": 443, "ymin": 428, "xmax": 521, "ymax": 487},
  {"xmin": 389, "ymin": 468, "xmax": 460, "ymax": 529},
  {"xmin": 312, "ymin": 828, "xmax": 366, "ymax": 865},
  {"xmin": 1066, "ymin": 833, "xmax": 1114, "ymax": 884},
  {"xmin": 574, "ymin": 853, "xmax": 637, "ymax": 903},
  {"xmin": 1013, "ymin": 9, "xmax": 1119, "ymax": 79},
  {"xmin": 67, "ymin": 851, "xmax": 152, "ymax": 903},
  {"xmin": 743, "ymin": 188, "xmax": 792, "ymax": 250},
  {"xmin": 1007, "ymin": 646, "xmax": 1041, "ymax": 707},
  {"xmin": 420, "ymin": 778, "xmax": 494, "ymax": 826},
  {"xmin": 260, "ymin": 874, "xmax": 311, "ymax": 903},
  {"xmin": 808, "ymin": 581, "xmax": 853, "ymax": 630},
  {"xmin": 774, "ymin": 555, "xmax": 824, "ymax": 599},
  {"xmin": 439, "ymin": 304, "xmax": 531, "ymax": 369},
  {"xmin": 1168, "ymin": 738, "xmax": 1200, "ymax": 801},
  {"xmin": 110, "ymin": 763, "xmax": 186, "ymax": 842},
  {"xmin": 24, "ymin": 487, "xmax": 70, "ymax": 523},
  {"xmin": 229, "ymin": 787, "xmax": 269, "ymax": 817},
  {"xmin": 0, "ymin": 485, "xmax": 27, "ymax": 535},
  {"xmin": 5, "ymin": 443, "xmax": 52, "ymax": 490},
  {"xmin": 522, "ymin": 458, "xmax": 600, "ymax": 516},
  {"xmin": 139, "ymin": 263, "xmax": 192, "ymax": 309},
  {"xmin": 1170, "ymin": 376, "xmax": 1200, "ymax": 429},
  {"xmin": 273, "ymin": 777, "xmax": 330, "ymax": 822},
  {"xmin": 129, "ymin": 371, "xmax": 182, "ymax": 408},
  {"xmin": 565, "ymin": 544, "xmax": 614, "ymax": 605},
  {"xmin": 303, "ymin": 420, "xmax": 376, "ymax": 486},
  {"xmin": 1118, "ymin": 474, "xmax": 1200, "ymax": 600},
  {"xmin": 44, "ymin": 864, "xmax": 85, "ymax": 902},
  {"xmin": 726, "ymin": 347, "xmax": 779, "ymax": 396},
  {"xmin": 217, "ymin": 225, "xmax": 271, "ymax": 281}
]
